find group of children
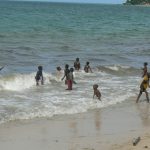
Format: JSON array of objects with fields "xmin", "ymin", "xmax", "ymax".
[
  {"xmin": 0, "ymin": 60, "xmax": 149, "ymax": 103},
  {"xmin": 35, "ymin": 58, "xmax": 101, "ymax": 101},
  {"xmin": 0, "ymin": 60, "xmax": 148, "ymax": 103},
  {"xmin": 35, "ymin": 60, "xmax": 150, "ymax": 103}
]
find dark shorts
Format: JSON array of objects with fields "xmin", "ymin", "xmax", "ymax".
[
  {"xmin": 35, "ymin": 76, "xmax": 40, "ymax": 81},
  {"xmin": 140, "ymin": 87, "xmax": 146, "ymax": 94}
]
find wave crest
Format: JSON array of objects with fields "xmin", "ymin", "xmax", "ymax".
[
  {"xmin": 97, "ymin": 65, "xmax": 140, "ymax": 76},
  {"xmin": 0, "ymin": 72, "xmax": 56, "ymax": 91}
]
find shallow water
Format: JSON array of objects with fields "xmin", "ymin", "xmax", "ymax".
[{"xmin": 0, "ymin": 1, "xmax": 149, "ymax": 124}]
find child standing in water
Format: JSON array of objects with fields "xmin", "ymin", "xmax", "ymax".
[
  {"xmin": 56, "ymin": 66, "xmax": 62, "ymax": 80},
  {"xmin": 61, "ymin": 64, "xmax": 70, "ymax": 87},
  {"xmin": 136, "ymin": 72, "xmax": 150, "ymax": 103},
  {"xmin": 84, "ymin": 62, "xmax": 92, "ymax": 73},
  {"xmin": 35, "ymin": 66, "xmax": 44, "ymax": 86},
  {"xmin": 67, "ymin": 68, "xmax": 75, "ymax": 90},
  {"xmin": 93, "ymin": 84, "xmax": 101, "ymax": 101},
  {"xmin": 74, "ymin": 58, "xmax": 80, "ymax": 71}
]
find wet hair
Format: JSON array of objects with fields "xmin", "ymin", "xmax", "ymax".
[
  {"xmin": 70, "ymin": 68, "xmax": 74, "ymax": 72},
  {"xmin": 38, "ymin": 66, "xmax": 43, "ymax": 70},
  {"xmin": 144, "ymin": 62, "xmax": 148, "ymax": 66},
  {"xmin": 76, "ymin": 58, "xmax": 79, "ymax": 61},
  {"xmin": 93, "ymin": 84, "xmax": 98, "ymax": 89},
  {"xmin": 86, "ymin": 62, "xmax": 89, "ymax": 65},
  {"xmin": 57, "ymin": 66, "xmax": 61, "ymax": 71},
  {"xmin": 65, "ymin": 64, "xmax": 69, "ymax": 69}
]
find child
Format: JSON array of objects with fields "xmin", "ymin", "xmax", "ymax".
[
  {"xmin": 93, "ymin": 84, "xmax": 101, "ymax": 101},
  {"xmin": 84, "ymin": 62, "xmax": 92, "ymax": 73},
  {"xmin": 136, "ymin": 72, "xmax": 150, "ymax": 103},
  {"xmin": 56, "ymin": 66, "xmax": 62, "ymax": 80},
  {"xmin": 74, "ymin": 58, "xmax": 80, "ymax": 71},
  {"xmin": 67, "ymin": 68, "xmax": 74, "ymax": 90},
  {"xmin": 57, "ymin": 66, "xmax": 61, "ymax": 72},
  {"xmin": 35, "ymin": 66, "xmax": 44, "ymax": 86},
  {"xmin": 61, "ymin": 64, "xmax": 70, "ymax": 85}
]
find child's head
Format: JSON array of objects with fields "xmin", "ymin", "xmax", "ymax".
[
  {"xmin": 93, "ymin": 84, "xmax": 98, "ymax": 90},
  {"xmin": 86, "ymin": 62, "xmax": 89, "ymax": 65},
  {"xmin": 70, "ymin": 68, "xmax": 74, "ymax": 72},
  {"xmin": 76, "ymin": 58, "xmax": 79, "ymax": 61},
  {"xmin": 65, "ymin": 64, "xmax": 69, "ymax": 69},
  {"xmin": 38, "ymin": 66, "xmax": 43, "ymax": 71},
  {"xmin": 57, "ymin": 66, "xmax": 61, "ymax": 71},
  {"xmin": 144, "ymin": 62, "xmax": 148, "ymax": 66}
]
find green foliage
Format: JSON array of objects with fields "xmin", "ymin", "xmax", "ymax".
[{"xmin": 125, "ymin": 0, "xmax": 150, "ymax": 4}]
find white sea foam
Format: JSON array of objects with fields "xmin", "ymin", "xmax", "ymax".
[
  {"xmin": 105, "ymin": 65, "xmax": 131, "ymax": 71},
  {"xmin": 0, "ymin": 72, "xmax": 56, "ymax": 91},
  {"xmin": 0, "ymin": 70, "xmax": 141, "ymax": 124}
]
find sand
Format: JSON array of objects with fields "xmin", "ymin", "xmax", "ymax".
[{"xmin": 0, "ymin": 99, "xmax": 150, "ymax": 150}]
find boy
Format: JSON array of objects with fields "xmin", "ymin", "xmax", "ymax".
[
  {"xmin": 67, "ymin": 68, "xmax": 74, "ymax": 90},
  {"xmin": 61, "ymin": 64, "xmax": 70, "ymax": 85},
  {"xmin": 84, "ymin": 62, "xmax": 92, "ymax": 73},
  {"xmin": 74, "ymin": 58, "xmax": 80, "ymax": 71},
  {"xmin": 136, "ymin": 72, "xmax": 150, "ymax": 103},
  {"xmin": 93, "ymin": 84, "xmax": 101, "ymax": 101},
  {"xmin": 35, "ymin": 66, "xmax": 44, "ymax": 86}
]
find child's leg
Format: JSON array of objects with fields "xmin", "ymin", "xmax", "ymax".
[
  {"xmin": 67, "ymin": 80, "xmax": 72, "ymax": 90},
  {"xmin": 145, "ymin": 91, "xmax": 149, "ymax": 103},
  {"xmin": 41, "ymin": 79, "xmax": 44, "ymax": 85},
  {"xmin": 66, "ymin": 80, "xmax": 70, "ymax": 90},
  {"xmin": 36, "ymin": 80, "xmax": 39, "ymax": 86},
  {"xmin": 136, "ymin": 91, "xmax": 142, "ymax": 103},
  {"xmin": 70, "ymin": 80, "xmax": 73, "ymax": 90}
]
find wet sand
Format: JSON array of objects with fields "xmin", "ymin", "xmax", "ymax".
[{"xmin": 0, "ymin": 99, "xmax": 150, "ymax": 150}]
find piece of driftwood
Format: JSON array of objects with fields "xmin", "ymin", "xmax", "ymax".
[{"xmin": 132, "ymin": 137, "xmax": 141, "ymax": 146}]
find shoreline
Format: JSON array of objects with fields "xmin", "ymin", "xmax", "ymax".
[{"xmin": 0, "ymin": 99, "xmax": 150, "ymax": 150}]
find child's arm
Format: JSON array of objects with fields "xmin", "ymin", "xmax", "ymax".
[
  {"xmin": 148, "ymin": 78, "xmax": 150, "ymax": 88},
  {"xmin": 61, "ymin": 75, "xmax": 65, "ymax": 81}
]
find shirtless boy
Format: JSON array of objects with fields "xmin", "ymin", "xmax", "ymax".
[{"xmin": 93, "ymin": 84, "xmax": 101, "ymax": 101}]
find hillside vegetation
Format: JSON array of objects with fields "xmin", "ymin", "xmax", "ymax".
[{"xmin": 125, "ymin": 0, "xmax": 150, "ymax": 5}]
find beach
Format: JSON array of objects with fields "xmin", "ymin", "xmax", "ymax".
[
  {"xmin": 0, "ymin": 2, "xmax": 150, "ymax": 150},
  {"xmin": 0, "ymin": 98, "xmax": 150, "ymax": 150}
]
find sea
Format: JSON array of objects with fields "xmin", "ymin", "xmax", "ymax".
[{"xmin": 0, "ymin": 1, "xmax": 150, "ymax": 124}]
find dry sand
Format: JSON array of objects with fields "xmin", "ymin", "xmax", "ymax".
[{"xmin": 0, "ymin": 99, "xmax": 150, "ymax": 150}]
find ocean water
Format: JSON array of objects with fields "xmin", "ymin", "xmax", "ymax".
[{"xmin": 0, "ymin": 1, "xmax": 150, "ymax": 124}]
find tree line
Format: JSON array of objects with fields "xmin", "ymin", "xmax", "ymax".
[{"xmin": 125, "ymin": 0, "xmax": 150, "ymax": 5}]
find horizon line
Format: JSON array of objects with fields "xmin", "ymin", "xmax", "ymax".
[{"xmin": 3, "ymin": 0, "xmax": 124, "ymax": 4}]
